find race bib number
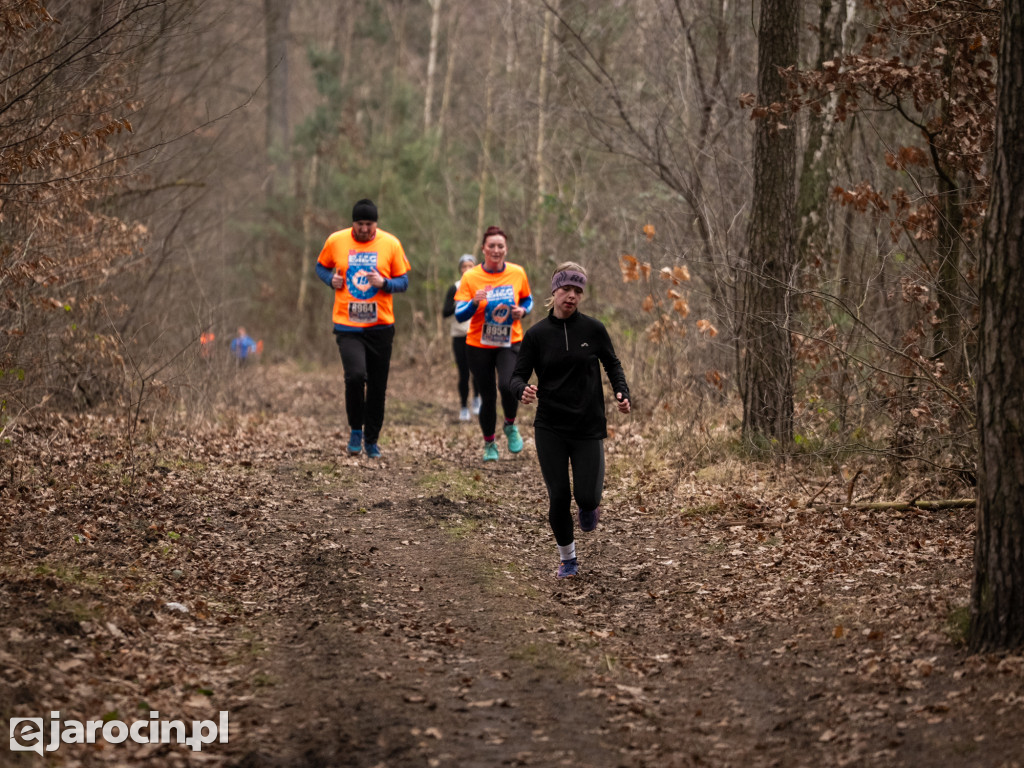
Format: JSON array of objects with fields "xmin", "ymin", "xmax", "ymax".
[
  {"xmin": 481, "ymin": 285, "xmax": 515, "ymax": 347},
  {"xmin": 348, "ymin": 301, "xmax": 378, "ymax": 324}
]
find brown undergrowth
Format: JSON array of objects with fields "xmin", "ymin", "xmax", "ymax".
[{"xmin": 0, "ymin": 362, "xmax": 1019, "ymax": 768}]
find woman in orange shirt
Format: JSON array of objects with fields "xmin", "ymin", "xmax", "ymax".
[{"xmin": 453, "ymin": 226, "xmax": 533, "ymax": 462}]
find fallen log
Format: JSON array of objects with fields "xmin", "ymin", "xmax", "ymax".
[{"xmin": 844, "ymin": 498, "xmax": 975, "ymax": 511}]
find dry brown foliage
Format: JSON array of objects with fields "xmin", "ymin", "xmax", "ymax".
[{"xmin": 0, "ymin": 362, "xmax": 1017, "ymax": 767}]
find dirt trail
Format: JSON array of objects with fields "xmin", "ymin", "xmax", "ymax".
[
  {"xmin": 4, "ymin": 363, "xmax": 1020, "ymax": 768},
  {"xmin": 216, "ymin": 365, "xmax": 1020, "ymax": 768},
  {"xmin": 226, "ymin": 430, "xmax": 669, "ymax": 768}
]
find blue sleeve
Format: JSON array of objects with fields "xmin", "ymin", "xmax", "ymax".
[
  {"xmin": 520, "ymin": 294, "xmax": 534, "ymax": 315},
  {"xmin": 383, "ymin": 273, "xmax": 409, "ymax": 293},
  {"xmin": 316, "ymin": 262, "xmax": 334, "ymax": 288},
  {"xmin": 455, "ymin": 300, "xmax": 476, "ymax": 323}
]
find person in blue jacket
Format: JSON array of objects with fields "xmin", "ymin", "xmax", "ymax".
[
  {"xmin": 510, "ymin": 262, "xmax": 631, "ymax": 579},
  {"xmin": 230, "ymin": 327, "xmax": 257, "ymax": 364}
]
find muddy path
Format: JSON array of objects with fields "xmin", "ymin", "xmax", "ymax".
[
  {"xmin": 214, "ymin": 365, "xmax": 1020, "ymax": 768},
  {"xmin": 3, "ymin": 362, "xmax": 1021, "ymax": 768}
]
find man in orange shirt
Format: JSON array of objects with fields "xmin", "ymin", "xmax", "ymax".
[{"xmin": 316, "ymin": 199, "xmax": 411, "ymax": 458}]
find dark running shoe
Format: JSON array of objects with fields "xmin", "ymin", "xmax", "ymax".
[
  {"xmin": 556, "ymin": 558, "xmax": 579, "ymax": 579},
  {"xmin": 579, "ymin": 506, "xmax": 601, "ymax": 532}
]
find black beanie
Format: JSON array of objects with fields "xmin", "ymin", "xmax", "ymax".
[{"xmin": 352, "ymin": 198, "xmax": 378, "ymax": 222}]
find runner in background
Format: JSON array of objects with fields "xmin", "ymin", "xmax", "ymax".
[
  {"xmin": 230, "ymin": 327, "xmax": 257, "ymax": 365},
  {"xmin": 315, "ymin": 198, "xmax": 411, "ymax": 459},
  {"xmin": 510, "ymin": 262, "xmax": 631, "ymax": 579},
  {"xmin": 442, "ymin": 254, "xmax": 482, "ymax": 421},
  {"xmin": 199, "ymin": 331, "xmax": 216, "ymax": 360},
  {"xmin": 454, "ymin": 226, "xmax": 533, "ymax": 462}
]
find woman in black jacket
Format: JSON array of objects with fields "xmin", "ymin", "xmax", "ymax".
[{"xmin": 510, "ymin": 262, "xmax": 631, "ymax": 579}]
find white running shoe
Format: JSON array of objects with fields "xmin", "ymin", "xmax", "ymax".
[
  {"xmin": 459, "ymin": 407, "xmax": 471, "ymax": 422},
  {"xmin": 471, "ymin": 396, "xmax": 482, "ymax": 415}
]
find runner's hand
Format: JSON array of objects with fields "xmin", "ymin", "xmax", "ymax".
[
  {"xmin": 616, "ymin": 392, "xmax": 631, "ymax": 414},
  {"xmin": 521, "ymin": 385, "xmax": 538, "ymax": 405}
]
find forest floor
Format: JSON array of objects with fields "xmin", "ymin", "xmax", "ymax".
[{"xmin": 1, "ymin": 361, "xmax": 1022, "ymax": 768}]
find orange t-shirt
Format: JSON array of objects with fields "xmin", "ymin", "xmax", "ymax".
[
  {"xmin": 317, "ymin": 228, "xmax": 411, "ymax": 328},
  {"xmin": 454, "ymin": 263, "xmax": 532, "ymax": 348}
]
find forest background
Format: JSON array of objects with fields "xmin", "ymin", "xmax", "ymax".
[{"xmin": 0, "ymin": 0, "xmax": 1016, "ymax": 649}]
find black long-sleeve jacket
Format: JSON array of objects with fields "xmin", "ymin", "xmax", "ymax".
[
  {"xmin": 510, "ymin": 310, "xmax": 630, "ymax": 440},
  {"xmin": 442, "ymin": 283, "xmax": 457, "ymax": 318}
]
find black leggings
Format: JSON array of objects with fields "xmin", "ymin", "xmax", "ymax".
[
  {"xmin": 534, "ymin": 427, "xmax": 605, "ymax": 547},
  {"xmin": 334, "ymin": 325, "xmax": 395, "ymax": 444},
  {"xmin": 451, "ymin": 336, "xmax": 479, "ymax": 407},
  {"xmin": 465, "ymin": 343, "xmax": 520, "ymax": 438}
]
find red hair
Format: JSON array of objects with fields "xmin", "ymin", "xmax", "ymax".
[{"xmin": 481, "ymin": 225, "xmax": 508, "ymax": 246}]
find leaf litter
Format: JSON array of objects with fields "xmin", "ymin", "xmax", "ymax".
[{"xmin": 0, "ymin": 362, "xmax": 1021, "ymax": 767}]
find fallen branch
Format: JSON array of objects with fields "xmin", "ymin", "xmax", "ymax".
[
  {"xmin": 830, "ymin": 499, "xmax": 975, "ymax": 511},
  {"xmin": 804, "ymin": 477, "xmax": 833, "ymax": 508}
]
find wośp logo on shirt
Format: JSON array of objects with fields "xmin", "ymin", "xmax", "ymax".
[
  {"xmin": 481, "ymin": 284, "xmax": 515, "ymax": 347},
  {"xmin": 346, "ymin": 251, "xmax": 379, "ymax": 300}
]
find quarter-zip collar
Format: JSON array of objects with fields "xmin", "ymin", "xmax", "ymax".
[{"xmin": 548, "ymin": 308, "xmax": 579, "ymax": 351}]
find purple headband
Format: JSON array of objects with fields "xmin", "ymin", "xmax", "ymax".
[{"xmin": 551, "ymin": 270, "xmax": 587, "ymax": 294}]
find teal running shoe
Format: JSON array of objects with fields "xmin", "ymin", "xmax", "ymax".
[
  {"xmin": 347, "ymin": 430, "xmax": 363, "ymax": 455},
  {"xmin": 365, "ymin": 443, "xmax": 382, "ymax": 459},
  {"xmin": 504, "ymin": 423, "xmax": 523, "ymax": 454},
  {"xmin": 483, "ymin": 441, "xmax": 499, "ymax": 462}
]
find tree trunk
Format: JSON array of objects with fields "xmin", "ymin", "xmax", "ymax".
[
  {"xmin": 739, "ymin": 0, "xmax": 799, "ymax": 447},
  {"xmin": 935, "ymin": 168, "xmax": 964, "ymax": 381},
  {"xmin": 534, "ymin": 3, "xmax": 553, "ymax": 262},
  {"xmin": 439, "ymin": 10, "xmax": 461, "ymax": 215},
  {"xmin": 970, "ymin": 0, "xmax": 1024, "ymax": 654},
  {"xmin": 475, "ymin": 45, "xmax": 498, "ymax": 245},
  {"xmin": 264, "ymin": 0, "xmax": 291, "ymax": 196},
  {"xmin": 334, "ymin": 2, "xmax": 355, "ymax": 86},
  {"xmin": 297, "ymin": 153, "xmax": 318, "ymax": 323},
  {"xmin": 797, "ymin": 0, "xmax": 855, "ymax": 264},
  {"xmin": 424, "ymin": 0, "xmax": 442, "ymax": 132}
]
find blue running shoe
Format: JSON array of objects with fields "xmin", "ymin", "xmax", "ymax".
[
  {"xmin": 347, "ymin": 430, "xmax": 363, "ymax": 455},
  {"xmin": 504, "ymin": 423, "xmax": 523, "ymax": 454},
  {"xmin": 579, "ymin": 506, "xmax": 601, "ymax": 532},
  {"xmin": 365, "ymin": 443, "xmax": 382, "ymax": 459},
  {"xmin": 483, "ymin": 441, "xmax": 499, "ymax": 462},
  {"xmin": 556, "ymin": 557, "xmax": 579, "ymax": 579}
]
